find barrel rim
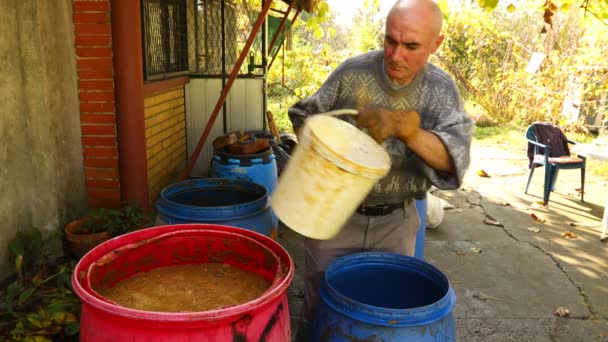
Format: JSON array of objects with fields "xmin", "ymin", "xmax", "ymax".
[
  {"xmin": 320, "ymin": 252, "xmax": 456, "ymax": 327},
  {"xmin": 155, "ymin": 178, "xmax": 270, "ymax": 220},
  {"xmin": 213, "ymin": 146, "xmax": 274, "ymax": 163},
  {"xmin": 72, "ymin": 224, "xmax": 294, "ymax": 323}
]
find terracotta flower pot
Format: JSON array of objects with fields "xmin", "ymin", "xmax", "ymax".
[{"xmin": 65, "ymin": 218, "xmax": 111, "ymax": 259}]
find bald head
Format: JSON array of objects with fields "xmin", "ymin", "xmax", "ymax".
[
  {"xmin": 387, "ymin": 0, "xmax": 444, "ymax": 39},
  {"xmin": 382, "ymin": 0, "xmax": 445, "ymax": 85}
]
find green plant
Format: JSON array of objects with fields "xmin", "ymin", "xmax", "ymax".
[
  {"xmin": 75, "ymin": 202, "xmax": 154, "ymax": 237},
  {"xmin": 1, "ymin": 228, "xmax": 80, "ymax": 341}
]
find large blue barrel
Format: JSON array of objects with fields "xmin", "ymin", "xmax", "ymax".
[
  {"xmin": 312, "ymin": 252, "xmax": 456, "ymax": 341},
  {"xmin": 211, "ymin": 146, "xmax": 278, "ymax": 195},
  {"xmin": 211, "ymin": 146, "xmax": 279, "ymax": 238},
  {"xmin": 155, "ymin": 178, "xmax": 274, "ymax": 237}
]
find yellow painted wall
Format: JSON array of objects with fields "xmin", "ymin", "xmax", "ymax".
[{"xmin": 144, "ymin": 86, "xmax": 187, "ymax": 206}]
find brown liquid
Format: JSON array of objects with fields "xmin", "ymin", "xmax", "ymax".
[{"xmin": 97, "ymin": 263, "xmax": 271, "ymax": 312}]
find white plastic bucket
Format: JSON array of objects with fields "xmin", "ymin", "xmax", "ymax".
[{"xmin": 271, "ymin": 115, "xmax": 391, "ymax": 240}]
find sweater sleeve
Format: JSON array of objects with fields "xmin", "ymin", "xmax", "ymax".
[{"xmin": 420, "ymin": 73, "xmax": 474, "ymax": 190}]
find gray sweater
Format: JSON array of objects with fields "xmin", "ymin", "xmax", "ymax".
[{"xmin": 288, "ymin": 50, "xmax": 473, "ymax": 205}]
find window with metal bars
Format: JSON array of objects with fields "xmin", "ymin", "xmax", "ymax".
[
  {"xmin": 141, "ymin": 0, "xmax": 189, "ymax": 80},
  {"xmin": 188, "ymin": 0, "xmax": 239, "ymax": 76}
]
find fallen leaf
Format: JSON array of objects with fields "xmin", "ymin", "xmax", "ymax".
[
  {"xmin": 563, "ymin": 231, "xmax": 578, "ymax": 239},
  {"xmin": 527, "ymin": 227, "xmax": 541, "ymax": 233},
  {"xmin": 470, "ymin": 247, "xmax": 482, "ymax": 253},
  {"xmin": 483, "ymin": 219, "xmax": 502, "ymax": 226},
  {"xmin": 530, "ymin": 201, "xmax": 547, "ymax": 209},
  {"xmin": 530, "ymin": 213, "xmax": 546, "ymax": 223},
  {"xmin": 555, "ymin": 306, "xmax": 570, "ymax": 317},
  {"xmin": 477, "ymin": 169, "xmax": 490, "ymax": 178},
  {"xmin": 575, "ymin": 188, "xmax": 584, "ymax": 194},
  {"xmin": 496, "ymin": 200, "xmax": 510, "ymax": 206},
  {"xmin": 472, "ymin": 291, "xmax": 500, "ymax": 302}
]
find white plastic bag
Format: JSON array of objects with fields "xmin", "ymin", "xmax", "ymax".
[{"xmin": 426, "ymin": 192, "xmax": 448, "ymax": 229}]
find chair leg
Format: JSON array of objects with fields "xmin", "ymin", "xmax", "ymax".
[
  {"xmin": 543, "ymin": 165, "xmax": 553, "ymax": 204},
  {"xmin": 525, "ymin": 166, "xmax": 535, "ymax": 194},
  {"xmin": 549, "ymin": 168, "xmax": 559, "ymax": 191},
  {"xmin": 581, "ymin": 167, "xmax": 585, "ymax": 202}
]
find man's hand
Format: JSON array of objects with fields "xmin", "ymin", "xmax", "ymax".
[{"xmin": 357, "ymin": 108, "xmax": 421, "ymax": 143}]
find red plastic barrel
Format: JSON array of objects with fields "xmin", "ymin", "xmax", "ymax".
[{"xmin": 72, "ymin": 224, "xmax": 294, "ymax": 341}]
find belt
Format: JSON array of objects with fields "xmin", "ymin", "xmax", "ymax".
[{"xmin": 356, "ymin": 202, "xmax": 404, "ymax": 216}]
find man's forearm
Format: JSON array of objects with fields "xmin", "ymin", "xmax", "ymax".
[{"xmin": 399, "ymin": 130, "xmax": 454, "ymax": 173}]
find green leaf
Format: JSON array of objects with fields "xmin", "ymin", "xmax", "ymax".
[
  {"xmin": 18, "ymin": 288, "xmax": 35, "ymax": 305},
  {"xmin": 26, "ymin": 316, "xmax": 43, "ymax": 328},
  {"xmin": 65, "ymin": 322, "xmax": 80, "ymax": 335},
  {"xmin": 46, "ymin": 303, "xmax": 67, "ymax": 314},
  {"xmin": 7, "ymin": 281, "xmax": 24, "ymax": 301},
  {"xmin": 29, "ymin": 228, "xmax": 43, "ymax": 255},
  {"xmin": 313, "ymin": 27, "xmax": 323, "ymax": 39},
  {"xmin": 507, "ymin": 4, "xmax": 515, "ymax": 13},
  {"xmin": 9, "ymin": 237, "xmax": 25, "ymax": 256},
  {"xmin": 437, "ymin": 0, "xmax": 449, "ymax": 17}
]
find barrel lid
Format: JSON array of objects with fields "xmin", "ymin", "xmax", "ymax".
[{"xmin": 304, "ymin": 115, "xmax": 391, "ymax": 179}]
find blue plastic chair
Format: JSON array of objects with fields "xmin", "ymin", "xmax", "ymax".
[{"xmin": 524, "ymin": 124, "xmax": 586, "ymax": 205}]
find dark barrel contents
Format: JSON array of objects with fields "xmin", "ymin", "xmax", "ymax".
[
  {"xmin": 168, "ymin": 187, "xmax": 263, "ymax": 207},
  {"xmin": 97, "ymin": 263, "xmax": 271, "ymax": 312},
  {"xmin": 329, "ymin": 264, "xmax": 446, "ymax": 309}
]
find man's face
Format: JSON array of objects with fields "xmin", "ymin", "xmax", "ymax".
[{"xmin": 383, "ymin": 11, "xmax": 443, "ymax": 85}]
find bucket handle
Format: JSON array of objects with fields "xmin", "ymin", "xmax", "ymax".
[{"xmin": 320, "ymin": 109, "xmax": 358, "ymax": 117}]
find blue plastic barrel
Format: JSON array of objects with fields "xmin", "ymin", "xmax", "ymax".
[
  {"xmin": 211, "ymin": 146, "xmax": 278, "ymax": 195},
  {"xmin": 415, "ymin": 198, "xmax": 428, "ymax": 260},
  {"xmin": 211, "ymin": 146, "xmax": 279, "ymax": 237},
  {"xmin": 312, "ymin": 252, "xmax": 456, "ymax": 341},
  {"xmin": 155, "ymin": 178, "xmax": 274, "ymax": 237}
]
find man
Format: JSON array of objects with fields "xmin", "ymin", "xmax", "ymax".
[{"xmin": 288, "ymin": 0, "xmax": 473, "ymax": 337}]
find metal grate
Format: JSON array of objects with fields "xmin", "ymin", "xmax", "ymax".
[
  {"xmin": 142, "ymin": 0, "xmax": 189, "ymax": 80},
  {"xmin": 187, "ymin": 0, "xmax": 264, "ymax": 76}
]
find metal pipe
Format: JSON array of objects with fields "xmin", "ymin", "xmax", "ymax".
[
  {"xmin": 110, "ymin": 0, "xmax": 150, "ymax": 210},
  {"xmin": 181, "ymin": 0, "xmax": 275, "ymax": 179}
]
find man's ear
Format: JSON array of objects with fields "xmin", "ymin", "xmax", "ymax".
[{"xmin": 432, "ymin": 34, "xmax": 444, "ymax": 53}]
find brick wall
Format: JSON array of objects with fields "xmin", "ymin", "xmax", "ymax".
[
  {"xmin": 73, "ymin": 0, "xmax": 120, "ymax": 209},
  {"xmin": 144, "ymin": 87, "xmax": 187, "ymax": 205}
]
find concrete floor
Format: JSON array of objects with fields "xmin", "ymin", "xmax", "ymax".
[{"xmin": 279, "ymin": 142, "xmax": 608, "ymax": 341}]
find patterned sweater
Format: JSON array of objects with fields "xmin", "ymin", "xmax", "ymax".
[{"xmin": 288, "ymin": 50, "xmax": 473, "ymax": 205}]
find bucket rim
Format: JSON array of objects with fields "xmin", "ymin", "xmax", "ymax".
[
  {"xmin": 155, "ymin": 178, "xmax": 270, "ymax": 219},
  {"xmin": 304, "ymin": 115, "xmax": 391, "ymax": 179},
  {"xmin": 320, "ymin": 252, "xmax": 456, "ymax": 327},
  {"xmin": 72, "ymin": 224, "xmax": 294, "ymax": 322}
]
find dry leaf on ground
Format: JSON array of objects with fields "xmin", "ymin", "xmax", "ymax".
[
  {"xmin": 483, "ymin": 219, "xmax": 502, "ymax": 226},
  {"xmin": 563, "ymin": 231, "xmax": 578, "ymax": 239},
  {"xmin": 529, "ymin": 201, "xmax": 546, "ymax": 209},
  {"xmin": 477, "ymin": 170, "xmax": 490, "ymax": 178},
  {"xmin": 527, "ymin": 227, "xmax": 541, "ymax": 233},
  {"xmin": 470, "ymin": 247, "xmax": 482, "ymax": 253},
  {"xmin": 555, "ymin": 306, "xmax": 570, "ymax": 317},
  {"xmin": 496, "ymin": 200, "xmax": 510, "ymax": 206},
  {"xmin": 530, "ymin": 213, "xmax": 546, "ymax": 223}
]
